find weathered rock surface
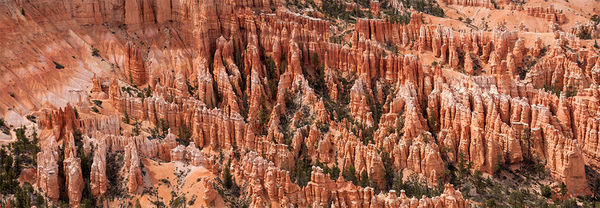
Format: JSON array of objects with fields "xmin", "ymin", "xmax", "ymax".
[
  {"xmin": 90, "ymin": 139, "xmax": 108, "ymax": 197},
  {"xmin": 36, "ymin": 138, "xmax": 60, "ymax": 201},
  {"xmin": 8, "ymin": 0, "xmax": 600, "ymax": 206},
  {"xmin": 64, "ymin": 155, "xmax": 84, "ymax": 207},
  {"xmin": 124, "ymin": 141, "xmax": 143, "ymax": 193},
  {"xmin": 232, "ymin": 152, "xmax": 467, "ymax": 207},
  {"xmin": 440, "ymin": 0, "xmax": 494, "ymax": 8},
  {"xmin": 525, "ymin": 6, "xmax": 567, "ymax": 24}
]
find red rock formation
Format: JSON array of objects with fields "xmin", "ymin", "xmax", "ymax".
[
  {"xmin": 370, "ymin": 1, "xmax": 380, "ymax": 15},
  {"xmin": 90, "ymin": 139, "xmax": 108, "ymax": 197},
  {"xmin": 199, "ymin": 178, "xmax": 220, "ymax": 207},
  {"xmin": 125, "ymin": 43, "xmax": 147, "ymax": 86},
  {"xmin": 124, "ymin": 141, "xmax": 143, "ymax": 193},
  {"xmin": 64, "ymin": 155, "xmax": 84, "ymax": 207},
  {"xmin": 79, "ymin": 115, "xmax": 121, "ymax": 137},
  {"xmin": 233, "ymin": 151, "xmax": 467, "ymax": 207},
  {"xmin": 12, "ymin": 0, "xmax": 600, "ymax": 206},
  {"xmin": 38, "ymin": 104, "xmax": 79, "ymax": 141},
  {"xmin": 440, "ymin": 0, "xmax": 494, "ymax": 8},
  {"xmin": 170, "ymin": 145, "xmax": 185, "ymax": 162},
  {"xmin": 424, "ymin": 75, "xmax": 591, "ymax": 194},
  {"xmin": 36, "ymin": 138, "xmax": 60, "ymax": 201},
  {"xmin": 525, "ymin": 6, "xmax": 567, "ymax": 24},
  {"xmin": 91, "ymin": 74, "xmax": 108, "ymax": 99},
  {"xmin": 349, "ymin": 75, "xmax": 375, "ymax": 127}
]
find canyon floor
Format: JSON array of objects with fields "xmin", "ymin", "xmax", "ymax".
[{"xmin": 1, "ymin": 0, "xmax": 600, "ymax": 207}]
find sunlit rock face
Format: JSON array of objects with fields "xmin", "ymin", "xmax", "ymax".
[{"xmin": 2, "ymin": 0, "xmax": 600, "ymax": 206}]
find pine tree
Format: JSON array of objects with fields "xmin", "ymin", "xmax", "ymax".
[
  {"xmin": 359, "ymin": 170, "xmax": 370, "ymax": 188},
  {"xmin": 223, "ymin": 159, "xmax": 233, "ymax": 189}
]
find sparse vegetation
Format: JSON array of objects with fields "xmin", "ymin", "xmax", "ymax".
[
  {"xmin": 541, "ymin": 184, "xmax": 552, "ymax": 198},
  {"xmin": 73, "ymin": 107, "xmax": 79, "ymax": 119},
  {"xmin": 427, "ymin": 108, "xmax": 439, "ymax": 135},
  {"xmin": 543, "ymin": 85, "xmax": 561, "ymax": 96},
  {"xmin": 4, "ymin": 2, "xmax": 600, "ymax": 208},
  {"xmin": 464, "ymin": 18, "xmax": 472, "ymax": 25},
  {"xmin": 0, "ymin": 127, "xmax": 46, "ymax": 208},
  {"xmin": 290, "ymin": 143, "xmax": 313, "ymax": 187},
  {"xmin": 315, "ymin": 159, "xmax": 340, "ymax": 180},
  {"xmin": 398, "ymin": 0, "xmax": 444, "ymax": 17},
  {"xmin": 106, "ymin": 151, "xmax": 125, "ymax": 199},
  {"xmin": 53, "ymin": 61, "xmax": 64, "ymax": 69},
  {"xmin": 177, "ymin": 123, "xmax": 192, "ymax": 146},
  {"xmin": 264, "ymin": 56, "xmax": 279, "ymax": 99},
  {"xmin": 92, "ymin": 99, "xmax": 103, "ymax": 108},
  {"xmin": 565, "ymin": 85, "xmax": 577, "ymax": 97},
  {"xmin": 257, "ymin": 95, "xmax": 270, "ymax": 136},
  {"xmin": 381, "ymin": 3, "xmax": 412, "ymax": 24},
  {"xmin": 391, "ymin": 172, "xmax": 443, "ymax": 198},
  {"xmin": 321, "ymin": 0, "xmax": 352, "ymax": 20},
  {"xmin": 578, "ymin": 27, "xmax": 592, "ymax": 40},
  {"xmin": 91, "ymin": 47, "xmax": 101, "ymax": 57},
  {"xmin": 123, "ymin": 110, "xmax": 130, "ymax": 124},
  {"xmin": 0, "ymin": 118, "xmax": 9, "ymax": 135},
  {"xmin": 214, "ymin": 159, "xmax": 249, "ymax": 208},
  {"xmin": 592, "ymin": 15, "xmax": 600, "ymax": 26},
  {"xmin": 342, "ymin": 165, "xmax": 358, "ymax": 185},
  {"xmin": 323, "ymin": 72, "xmax": 355, "ymax": 123}
]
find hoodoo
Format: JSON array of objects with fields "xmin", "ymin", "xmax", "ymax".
[{"xmin": 1, "ymin": 0, "xmax": 599, "ymax": 207}]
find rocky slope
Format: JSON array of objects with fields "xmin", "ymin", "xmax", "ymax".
[{"xmin": 1, "ymin": 0, "xmax": 600, "ymax": 207}]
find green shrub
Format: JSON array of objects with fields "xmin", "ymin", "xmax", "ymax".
[
  {"xmin": 291, "ymin": 151, "xmax": 312, "ymax": 187},
  {"xmin": 543, "ymin": 85, "xmax": 561, "ymax": 96},
  {"xmin": 342, "ymin": 165, "xmax": 358, "ymax": 185},
  {"xmin": 106, "ymin": 152, "xmax": 125, "ymax": 199},
  {"xmin": 578, "ymin": 27, "xmax": 592, "ymax": 40},
  {"xmin": 91, "ymin": 47, "xmax": 101, "ymax": 57},
  {"xmin": 540, "ymin": 185, "xmax": 552, "ymax": 198},
  {"xmin": 92, "ymin": 100, "xmax": 103, "ymax": 107},
  {"xmin": 560, "ymin": 198, "xmax": 578, "ymax": 208},
  {"xmin": 177, "ymin": 123, "xmax": 191, "ymax": 146},
  {"xmin": 393, "ymin": 173, "xmax": 441, "ymax": 198},
  {"xmin": 565, "ymin": 85, "xmax": 577, "ymax": 97},
  {"xmin": 73, "ymin": 107, "xmax": 79, "ymax": 119},
  {"xmin": 257, "ymin": 95, "xmax": 270, "ymax": 136},
  {"xmin": 592, "ymin": 15, "xmax": 600, "ymax": 25},
  {"xmin": 123, "ymin": 110, "xmax": 130, "ymax": 124},
  {"xmin": 508, "ymin": 190, "xmax": 525, "ymax": 207},
  {"xmin": 559, "ymin": 182, "xmax": 568, "ymax": 196},
  {"xmin": 0, "ymin": 118, "xmax": 8, "ymax": 134},
  {"xmin": 53, "ymin": 61, "xmax": 64, "ymax": 69},
  {"xmin": 381, "ymin": 152, "xmax": 395, "ymax": 191},
  {"xmin": 399, "ymin": 0, "xmax": 444, "ymax": 17},
  {"xmin": 264, "ymin": 56, "xmax": 278, "ymax": 98}
]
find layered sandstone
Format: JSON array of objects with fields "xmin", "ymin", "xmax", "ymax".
[
  {"xmin": 36, "ymin": 138, "xmax": 60, "ymax": 201},
  {"xmin": 525, "ymin": 6, "xmax": 567, "ymax": 24},
  {"xmin": 7, "ymin": 0, "xmax": 600, "ymax": 206},
  {"xmin": 90, "ymin": 139, "xmax": 108, "ymax": 197},
  {"xmin": 124, "ymin": 141, "xmax": 143, "ymax": 193},
  {"xmin": 232, "ymin": 152, "xmax": 467, "ymax": 207},
  {"xmin": 440, "ymin": 0, "xmax": 494, "ymax": 8}
]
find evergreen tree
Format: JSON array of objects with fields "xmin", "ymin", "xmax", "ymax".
[
  {"xmin": 342, "ymin": 165, "xmax": 358, "ymax": 185},
  {"xmin": 223, "ymin": 159, "xmax": 233, "ymax": 189},
  {"xmin": 359, "ymin": 170, "xmax": 370, "ymax": 188}
]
